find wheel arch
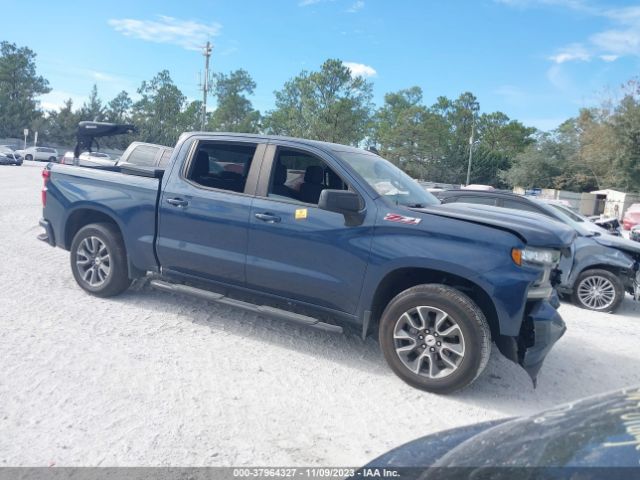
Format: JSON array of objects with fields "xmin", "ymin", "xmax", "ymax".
[
  {"xmin": 366, "ymin": 267, "xmax": 500, "ymax": 340},
  {"xmin": 63, "ymin": 207, "xmax": 143, "ymax": 280}
]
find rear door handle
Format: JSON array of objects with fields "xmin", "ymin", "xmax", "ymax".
[
  {"xmin": 254, "ymin": 212, "xmax": 281, "ymax": 223},
  {"xmin": 166, "ymin": 197, "xmax": 189, "ymax": 207}
]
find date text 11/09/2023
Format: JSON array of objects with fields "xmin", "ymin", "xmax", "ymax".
[{"xmin": 231, "ymin": 468, "xmax": 399, "ymax": 478}]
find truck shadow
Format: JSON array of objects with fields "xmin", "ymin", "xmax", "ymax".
[{"xmin": 113, "ymin": 285, "xmax": 640, "ymax": 417}]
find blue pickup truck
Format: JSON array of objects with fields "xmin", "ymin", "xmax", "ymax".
[{"xmin": 38, "ymin": 131, "xmax": 575, "ymax": 393}]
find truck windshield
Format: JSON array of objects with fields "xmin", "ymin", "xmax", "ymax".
[{"xmin": 336, "ymin": 150, "xmax": 439, "ymax": 208}]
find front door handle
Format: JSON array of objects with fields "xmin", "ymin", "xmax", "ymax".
[
  {"xmin": 254, "ymin": 212, "xmax": 281, "ymax": 223},
  {"xmin": 166, "ymin": 197, "xmax": 189, "ymax": 207}
]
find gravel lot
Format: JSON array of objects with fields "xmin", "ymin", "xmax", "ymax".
[{"xmin": 1, "ymin": 162, "xmax": 639, "ymax": 467}]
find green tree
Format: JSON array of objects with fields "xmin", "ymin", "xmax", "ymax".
[
  {"xmin": 102, "ymin": 90, "xmax": 134, "ymax": 149},
  {"xmin": 179, "ymin": 99, "xmax": 205, "ymax": 132},
  {"xmin": 470, "ymin": 112, "xmax": 535, "ymax": 186},
  {"xmin": 373, "ymin": 87, "xmax": 449, "ymax": 179},
  {"xmin": 46, "ymin": 98, "xmax": 79, "ymax": 146},
  {"xmin": 78, "ymin": 84, "xmax": 105, "ymax": 122},
  {"xmin": 264, "ymin": 59, "xmax": 373, "ymax": 145},
  {"xmin": 208, "ymin": 69, "xmax": 260, "ymax": 133},
  {"xmin": 612, "ymin": 93, "xmax": 640, "ymax": 191},
  {"xmin": 132, "ymin": 70, "xmax": 186, "ymax": 145},
  {"xmin": 105, "ymin": 90, "xmax": 133, "ymax": 124},
  {"xmin": 430, "ymin": 92, "xmax": 480, "ymax": 183},
  {"xmin": 0, "ymin": 41, "xmax": 50, "ymax": 138}
]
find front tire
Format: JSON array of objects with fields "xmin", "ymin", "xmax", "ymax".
[
  {"xmin": 572, "ymin": 269, "xmax": 624, "ymax": 313},
  {"xmin": 70, "ymin": 223, "xmax": 131, "ymax": 297},
  {"xmin": 25, "ymin": 154, "xmax": 33, "ymax": 161},
  {"xmin": 379, "ymin": 284, "xmax": 491, "ymax": 394}
]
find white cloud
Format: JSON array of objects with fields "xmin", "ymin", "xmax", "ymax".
[
  {"xmin": 343, "ymin": 61, "xmax": 377, "ymax": 77},
  {"xmin": 590, "ymin": 28, "xmax": 640, "ymax": 56},
  {"xmin": 299, "ymin": 0, "xmax": 328, "ymax": 6},
  {"xmin": 347, "ymin": 1, "xmax": 365, "ymax": 13},
  {"xmin": 89, "ymin": 71, "xmax": 123, "ymax": 83},
  {"xmin": 600, "ymin": 54, "xmax": 619, "ymax": 61},
  {"xmin": 546, "ymin": 64, "xmax": 571, "ymax": 90},
  {"xmin": 495, "ymin": 0, "xmax": 593, "ymax": 12},
  {"xmin": 108, "ymin": 15, "xmax": 221, "ymax": 51},
  {"xmin": 40, "ymin": 90, "xmax": 86, "ymax": 112},
  {"xmin": 548, "ymin": 43, "xmax": 592, "ymax": 63},
  {"xmin": 499, "ymin": 0, "xmax": 640, "ymax": 63}
]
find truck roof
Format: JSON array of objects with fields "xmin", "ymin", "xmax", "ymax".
[{"xmin": 180, "ymin": 131, "xmax": 371, "ymax": 156}]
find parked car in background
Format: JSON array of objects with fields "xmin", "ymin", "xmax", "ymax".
[
  {"xmin": 362, "ymin": 386, "xmax": 640, "ymax": 474},
  {"xmin": 77, "ymin": 151, "xmax": 117, "ymax": 167},
  {"xmin": 15, "ymin": 146, "xmax": 58, "ymax": 162},
  {"xmin": 115, "ymin": 142, "xmax": 173, "ymax": 168},
  {"xmin": 59, "ymin": 151, "xmax": 76, "ymax": 165},
  {"xmin": 623, "ymin": 203, "xmax": 640, "ymax": 230},
  {"xmin": 439, "ymin": 189, "xmax": 640, "ymax": 312},
  {"xmin": 0, "ymin": 146, "xmax": 22, "ymax": 165},
  {"xmin": 544, "ymin": 200, "xmax": 621, "ymax": 236}
]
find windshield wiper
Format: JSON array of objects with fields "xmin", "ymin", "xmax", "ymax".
[{"xmin": 405, "ymin": 203, "xmax": 425, "ymax": 208}]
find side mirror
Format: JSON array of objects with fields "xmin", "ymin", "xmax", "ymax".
[{"xmin": 318, "ymin": 189, "xmax": 364, "ymax": 225}]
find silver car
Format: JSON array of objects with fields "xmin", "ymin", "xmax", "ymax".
[{"xmin": 15, "ymin": 146, "xmax": 58, "ymax": 162}]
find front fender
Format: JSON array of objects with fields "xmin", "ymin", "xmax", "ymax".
[{"xmin": 359, "ymin": 226, "xmax": 543, "ymax": 337}]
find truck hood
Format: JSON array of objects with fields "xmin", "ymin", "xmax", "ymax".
[
  {"xmin": 593, "ymin": 232, "xmax": 640, "ymax": 257},
  {"xmin": 416, "ymin": 203, "xmax": 576, "ymax": 249}
]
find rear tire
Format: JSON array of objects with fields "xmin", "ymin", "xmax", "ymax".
[
  {"xmin": 378, "ymin": 284, "xmax": 491, "ymax": 394},
  {"xmin": 70, "ymin": 223, "xmax": 131, "ymax": 297},
  {"xmin": 49, "ymin": 156, "xmax": 56, "ymax": 162},
  {"xmin": 25, "ymin": 154, "xmax": 32, "ymax": 161},
  {"xmin": 572, "ymin": 269, "xmax": 624, "ymax": 313}
]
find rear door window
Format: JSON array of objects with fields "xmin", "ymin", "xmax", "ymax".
[
  {"xmin": 127, "ymin": 145, "xmax": 159, "ymax": 166},
  {"xmin": 186, "ymin": 142, "xmax": 257, "ymax": 193}
]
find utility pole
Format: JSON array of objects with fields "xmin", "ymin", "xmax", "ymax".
[
  {"xmin": 200, "ymin": 41, "xmax": 213, "ymax": 131},
  {"xmin": 465, "ymin": 120, "xmax": 475, "ymax": 186}
]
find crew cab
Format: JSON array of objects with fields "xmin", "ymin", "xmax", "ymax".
[{"xmin": 38, "ymin": 131, "xmax": 575, "ymax": 393}]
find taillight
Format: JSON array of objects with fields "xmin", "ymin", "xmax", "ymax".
[{"xmin": 41, "ymin": 169, "xmax": 50, "ymax": 207}]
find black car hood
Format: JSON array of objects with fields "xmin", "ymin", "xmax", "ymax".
[
  {"xmin": 415, "ymin": 203, "xmax": 576, "ymax": 249},
  {"xmin": 593, "ymin": 233, "xmax": 640, "ymax": 256},
  {"xmin": 363, "ymin": 386, "xmax": 640, "ymax": 474}
]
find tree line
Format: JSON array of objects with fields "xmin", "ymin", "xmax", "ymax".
[{"xmin": 2, "ymin": 40, "xmax": 639, "ymax": 192}]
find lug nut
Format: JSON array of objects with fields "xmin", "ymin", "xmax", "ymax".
[
  {"xmin": 418, "ymin": 335, "xmax": 424, "ymax": 340},
  {"xmin": 437, "ymin": 341, "xmax": 441, "ymax": 346},
  {"xmin": 422, "ymin": 344, "xmax": 426, "ymax": 349},
  {"xmin": 425, "ymin": 329, "xmax": 430, "ymax": 334},
  {"xmin": 434, "ymin": 333, "xmax": 439, "ymax": 337},
  {"xmin": 430, "ymin": 347, "xmax": 435, "ymax": 352}
]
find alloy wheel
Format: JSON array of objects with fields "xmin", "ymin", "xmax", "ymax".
[
  {"xmin": 577, "ymin": 275, "xmax": 616, "ymax": 310},
  {"xmin": 393, "ymin": 306, "xmax": 466, "ymax": 379},
  {"xmin": 76, "ymin": 236, "xmax": 111, "ymax": 287}
]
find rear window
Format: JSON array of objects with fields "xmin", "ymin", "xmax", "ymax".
[
  {"xmin": 126, "ymin": 145, "xmax": 159, "ymax": 166},
  {"xmin": 502, "ymin": 198, "xmax": 540, "ymax": 213},
  {"xmin": 158, "ymin": 148, "xmax": 174, "ymax": 167},
  {"xmin": 456, "ymin": 195, "xmax": 496, "ymax": 206}
]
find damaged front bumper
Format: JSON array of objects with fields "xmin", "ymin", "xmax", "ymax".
[{"xmin": 496, "ymin": 295, "xmax": 566, "ymax": 386}]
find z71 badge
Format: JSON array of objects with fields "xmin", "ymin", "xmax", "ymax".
[{"xmin": 384, "ymin": 213, "xmax": 421, "ymax": 225}]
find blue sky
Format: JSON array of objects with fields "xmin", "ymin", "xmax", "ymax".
[{"xmin": 3, "ymin": 0, "xmax": 640, "ymax": 131}]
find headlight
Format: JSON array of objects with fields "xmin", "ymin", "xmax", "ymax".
[{"xmin": 511, "ymin": 247, "xmax": 560, "ymax": 267}]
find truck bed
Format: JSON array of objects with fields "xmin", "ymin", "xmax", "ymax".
[{"xmin": 44, "ymin": 163, "xmax": 162, "ymax": 275}]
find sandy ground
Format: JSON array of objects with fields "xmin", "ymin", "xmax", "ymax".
[{"xmin": 1, "ymin": 162, "xmax": 639, "ymax": 467}]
